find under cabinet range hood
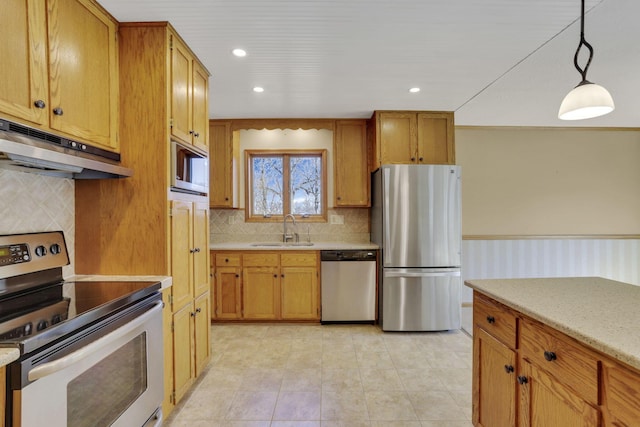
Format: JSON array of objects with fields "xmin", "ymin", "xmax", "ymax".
[{"xmin": 0, "ymin": 119, "xmax": 133, "ymax": 179}]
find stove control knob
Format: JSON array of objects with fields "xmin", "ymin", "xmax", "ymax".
[
  {"xmin": 49, "ymin": 244, "xmax": 61, "ymax": 255},
  {"xmin": 37, "ymin": 320, "xmax": 49, "ymax": 331},
  {"xmin": 23, "ymin": 322, "xmax": 33, "ymax": 336},
  {"xmin": 35, "ymin": 245, "xmax": 47, "ymax": 257},
  {"xmin": 51, "ymin": 314, "xmax": 62, "ymax": 324}
]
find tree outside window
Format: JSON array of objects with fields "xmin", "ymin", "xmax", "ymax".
[{"xmin": 246, "ymin": 150, "xmax": 327, "ymax": 221}]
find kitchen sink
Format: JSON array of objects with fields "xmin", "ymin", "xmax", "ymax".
[{"xmin": 250, "ymin": 242, "xmax": 314, "ymax": 247}]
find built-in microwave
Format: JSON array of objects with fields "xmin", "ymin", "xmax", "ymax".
[{"xmin": 171, "ymin": 140, "xmax": 208, "ymax": 195}]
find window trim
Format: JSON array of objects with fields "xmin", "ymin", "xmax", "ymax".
[{"xmin": 245, "ymin": 149, "xmax": 328, "ymax": 222}]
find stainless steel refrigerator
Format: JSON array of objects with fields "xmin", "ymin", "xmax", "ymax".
[{"xmin": 372, "ymin": 164, "xmax": 461, "ymax": 331}]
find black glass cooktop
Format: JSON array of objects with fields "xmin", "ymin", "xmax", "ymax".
[{"xmin": 0, "ymin": 280, "xmax": 161, "ymax": 354}]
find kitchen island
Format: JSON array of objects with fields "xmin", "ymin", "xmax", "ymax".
[{"xmin": 466, "ymin": 277, "xmax": 640, "ymax": 426}]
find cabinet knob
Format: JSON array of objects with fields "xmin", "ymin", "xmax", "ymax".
[
  {"xmin": 273, "ymin": 274, "xmax": 277, "ymax": 278},
  {"xmin": 225, "ymin": 258, "xmax": 229, "ymax": 262},
  {"xmin": 190, "ymin": 312, "xmax": 196, "ymax": 317},
  {"xmin": 196, "ymin": 308, "xmax": 202, "ymax": 313},
  {"xmin": 34, "ymin": 100, "xmax": 46, "ymax": 109},
  {"xmin": 189, "ymin": 130, "xmax": 194, "ymax": 135},
  {"xmin": 486, "ymin": 315, "xmax": 495, "ymax": 324},
  {"xmin": 225, "ymin": 197, "xmax": 229, "ymax": 201},
  {"xmin": 194, "ymin": 132, "xmax": 200, "ymax": 138},
  {"xmin": 504, "ymin": 365, "xmax": 514, "ymax": 374},
  {"xmin": 190, "ymin": 248, "xmax": 196, "ymax": 253},
  {"xmin": 235, "ymin": 274, "xmax": 239, "ymax": 278},
  {"xmin": 411, "ymin": 157, "xmax": 416, "ymax": 162},
  {"xmin": 281, "ymin": 274, "xmax": 285, "ymax": 278},
  {"xmin": 419, "ymin": 157, "xmax": 424, "ymax": 162},
  {"xmin": 194, "ymin": 248, "xmax": 201, "ymax": 253},
  {"xmin": 517, "ymin": 375, "xmax": 528, "ymax": 385},
  {"xmin": 53, "ymin": 107, "xmax": 64, "ymax": 116},
  {"xmin": 337, "ymin": 196, "xmax": 341, "ymax": 200},
  {"xmin": 543, "ymin": 351, "xmax": 557, "ymax": 362}
]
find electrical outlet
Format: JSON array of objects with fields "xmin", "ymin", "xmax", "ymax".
[{"xmin": 330, "ymin": 215, "xmax": 344, "ymax": 225}]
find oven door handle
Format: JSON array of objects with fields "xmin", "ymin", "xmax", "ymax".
[{"xmin": 28, "ymin": 300, "xmax": 163, "ymax": 382}]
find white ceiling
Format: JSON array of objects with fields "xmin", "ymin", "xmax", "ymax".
[{"xmin": 98, "ymin": 0, "xmax": 640, "ymax": 127}]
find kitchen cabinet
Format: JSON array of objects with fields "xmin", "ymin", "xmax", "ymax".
[
  {"xmin": 75, "ymin": 22, "xmax": 210, "ymax": 418},
  {"xmin": 211, "ymin": 250, "xmax": 320, "ymax": 321},
  {"xmin": 280, "ymin": 253, "xmax": 320, "ymax": 319},
  {"xmin": 334, "ymin": 119, "xmax": 370, "ymax": 207},
  {"xmin": 209, "ymin": 120, "xmax": 239, "ymax": 208},
  {"xmin": 602, "ymin": 359, "xmax": 640, "ymax": 426},
  {"xmin": 0, "ymin": 0, "xmax": 119, "ymax": 152},
  {"xmin": 171, "ymin": 35, "xmax": 209, "ymax": 152},
  {"xmin": 472, "ymin": 291, "xmax": 640, "ymax": 427},
  {"xmin": 212, "ymin": 253, "xmax": 242, "ymax": 319},
  {"xmin": 161, "ymin": 289, "xmax": 174, "ymax": 416},
  {"xmin": 369, "ymin": 111, "xmax": 454, "ymax": 170}
]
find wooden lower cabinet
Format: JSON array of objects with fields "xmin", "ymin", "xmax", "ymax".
[
  {"xmin": 212, "ymin": 250, "xmax": 320, "ymax": 321},
  {"xmin": 473, "ymin": 291, "xmax": 640, "ymax": 427},
  {"xmin": 162, "ymin": 290, "xmax": 175, "ymax": 416},
  {"xmin": 472, "ymin": 327, "xmax": 517, "ymax": 427},
  {"xmin": 193, "ymin": 292, "xmax": 211, "ymax": 375},
  {"xmin": 519, "ymin": 359, "xmax": 599, "ymax": 427}
]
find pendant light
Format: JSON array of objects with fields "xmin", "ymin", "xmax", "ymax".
[{"xmin": 558, "ymin": 0, "xmax": 614, "ymax": 120}]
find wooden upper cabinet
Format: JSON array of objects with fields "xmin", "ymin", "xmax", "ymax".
[
  {"xmin": 170, "ymin": 32, "xmax": 209, "ymax": 151},
  {"xmin": 334, "ymin": 120, "xmax": 370, "ymax": 207},
  {"xmin": 48, "ymin": 0, "xmax": 119, "ymax": 151},
  {"xmin": 0, "ymin": 0, "xmax": 118, "ymax": 152},
  {"xmin": 209, "ymin": 120, "xmax": 238, "ymax": 208},
  {"xmin": 370, "ymin": 110, "xmax": 455, "ymax": 169},
  {"xmin": 0, "ymin": 0, "xmax": 48, "ymax": 126}
]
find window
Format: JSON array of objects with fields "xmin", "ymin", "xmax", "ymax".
[{"xmin": 246, "ymin": 150, "xmax": 327, "ymax": 221}]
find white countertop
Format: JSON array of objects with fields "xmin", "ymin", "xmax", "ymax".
[
  {"xmin": 210, "ymin": 242, "xmax": 379, "ymax": 251},
  {"xmin": 68, "ymin": 275, "xmax": 173, "ymax": 290},
  {"xmin": 465, "ymin": 277, "xmax": 640, "ymax": 371},
  {"xmin": 0, "ymin": 348, "xmax": 19, "ymax": 368}
]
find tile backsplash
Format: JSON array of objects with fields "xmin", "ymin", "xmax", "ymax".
[
  {"xmin": 0, "ymin": 170, "xmax": 75, "ymax": 276},
  {"xmin": 210, "ymin": 208, "xmax": 370, "ymax": 243}
]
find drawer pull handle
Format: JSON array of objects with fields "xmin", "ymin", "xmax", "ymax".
[
  {"xmin": 225, "ymin": 258, "xmax": 229, "ymax": 263},
  {"xmin": 543, "ymin": 351, "xmax": 557, "ymax": 362},
  {"xmin": 504, "ymin": 365, "xmax": 514, "ymax": 374},
  {"xmin": 486, "ymin": 316, "xmax": 495, "ymax": 324},
  {"xmin": 517, "ymin": 375, "xmax": 528, "ymax": 385}
]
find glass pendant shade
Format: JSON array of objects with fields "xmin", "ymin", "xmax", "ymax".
[{"xmin": 558, "ymin": 81, "xmax": 615, "ymax": 120}]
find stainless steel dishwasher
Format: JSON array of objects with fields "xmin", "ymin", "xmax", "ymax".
[{"xmin": 321, "ymin": 250, "xmax": 377, "ymax": 323}]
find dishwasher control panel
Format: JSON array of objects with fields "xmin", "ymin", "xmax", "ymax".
[{"xmin": 320, "ymin": 250, "xmax": 377, "ymax": 261}]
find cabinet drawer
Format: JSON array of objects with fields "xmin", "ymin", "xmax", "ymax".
[
  {"xmin": 243, "ymin": 253, "xmax": 279, "ymax": 267},
  {"xmin": 215, "ymin": 254, "xmax": 241, "ymax": 267},
  {"xmin": 281, "ymin": 252, "xmax": 317, "ymax": 267},
  {"xmin": 602, "ymin": 359, "xmax": 640, "ymax": 426},
  {"xmin": 473, "ymin": 293, "xmax": 516, "ymax": 349},
  {"xmin": 520, "ymin": 318, "xmax": 598, "ymax": 404}
]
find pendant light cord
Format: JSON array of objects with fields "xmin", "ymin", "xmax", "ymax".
[{"xmin": 573, "ymin": 0, "xmax": 594, "ymax": 85}]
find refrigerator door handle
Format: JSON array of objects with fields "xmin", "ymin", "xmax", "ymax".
[
  {"xmin": 382, "ymin": 167, "xmax": 391, "ymax": 262},
  {"xmin": 384, "ymin": 270, "xmax": 461, "ymax": 278}
]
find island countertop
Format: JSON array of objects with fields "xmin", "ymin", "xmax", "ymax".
[
  {"xmin": 465, "ymin": 277, "xmax": 640, "ymax": 371},
  {"xmin": 210, "ymin": 242, "xmax": 378, "ymax": 251}
]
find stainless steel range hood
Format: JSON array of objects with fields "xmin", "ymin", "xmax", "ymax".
[{"xmin": 0, "ymin": 119, "xmax": 132, "ymax": 179}]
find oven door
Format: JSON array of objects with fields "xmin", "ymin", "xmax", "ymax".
[{"xmin": 13, "ymin": 299, "xmax": 163, "ymax": 427}]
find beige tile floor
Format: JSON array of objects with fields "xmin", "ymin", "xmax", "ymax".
[{"xmin": 166, "ymin": 323, "xmax": 474, "ymax": 427}]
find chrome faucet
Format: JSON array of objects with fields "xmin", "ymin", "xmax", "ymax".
[{"xmin": 283, "ymin": 214, "xmax": 298, "ymax": 243}]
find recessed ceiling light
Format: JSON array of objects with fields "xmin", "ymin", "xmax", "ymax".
[
  {"xmin": 253, "ymin": 87, "xmax": 264, "ymax": 93},
  {"xmin": 232, "ymin": 48, "xmax": 247, "ymax": 57},
  {"xmin": 409, "ymin": 87, "xmax": 421, "ymax": 93}
]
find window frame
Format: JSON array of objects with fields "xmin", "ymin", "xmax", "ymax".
[{"xmin": 245, "ymin": 149, "xmax": 328, "ymax": 222}]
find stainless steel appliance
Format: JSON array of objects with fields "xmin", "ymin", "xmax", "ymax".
[
  {"xmin": 171, "ymin": 140, "xmax": 208, "ymax": 195},
  {"xmin": 0, "ymin": 231, "xmax": 163, "ymax": 427},
  {"xmin": 372, "ymin": 164, "xmax": 462, "ymax": 331},
  {"xmin": 0, "ymin": 118, "xmax": 132, "ymax": 179},
  {"xmin": 320, "ymin": 250, "xmax": 377, "ymax": 323}
]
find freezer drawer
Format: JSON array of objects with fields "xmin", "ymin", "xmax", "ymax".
[{"xmin": 381, "ymin": 268, "xmax": 461, "ymax": 331}]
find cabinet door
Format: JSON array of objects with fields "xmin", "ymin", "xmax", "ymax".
[
  {"xmin": 193, "ymin": 292, "xmax": 211, "ymax": 376},
  {"xmin": 0, "ymin": 0, "xmax": 48, "ymax": 126},
  {"xmin": 518, "ymin": 359, "xmax": 600, "ymax": 427},
  {"xmin": 281, "ymin": 266, "xmax": 319, "ymax": 320},
  {"xmin": 473, "ymin": 327, "xmax": 517, "ymax": 427},
  {"xmin": 416, "ymin": 112, "xmax": 455, "ymax": 164},
  {"xmin": 378, "ymin": 112, "xmax": 417, "ymax": 164},
  {"xmin": 191, "ymin": 61, "xmax": 209, "ymax": 152},
  {"xmin": 161, "ymin": 290, "xmax": 175, "ymax": 415},
  {"xmin": 243, "ymin": 266, "xmax": 280, "ymax": 319},
  {"xmin": 172, "ymin": 302, "xmax": 195, "ymax": 404},
  {"xmin": 47, "ymin": 0, "xmax": 119, "ymax": 151},
  {"xmin": 334, "ymin": 120, "xmax": 370, "ymax": 206},
  {"xmin": 171, "ymin": 201, "xmax": 194, "ymax": 312},
  {"xmin": 215, "ymin": 266, "xmax": 242, "ymax": 319},
  {"xmin": 193, "ymin": 203, "xmax": 209, "ymax": 297},
  {"xmin": 602, "ymin": 359, "xmax": 640, "ymax": 426},
  {"xmin": 209, "ymin": 120, "xmax": 237, "ymax": 208},
  {"xmin": 170, "ymin": 34, "xmax": 193, "ymax": 145}
]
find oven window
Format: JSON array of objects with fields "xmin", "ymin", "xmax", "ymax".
[{"xmin": 67, "ymin": 332, "xmax": 148, "ymax": 427}]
